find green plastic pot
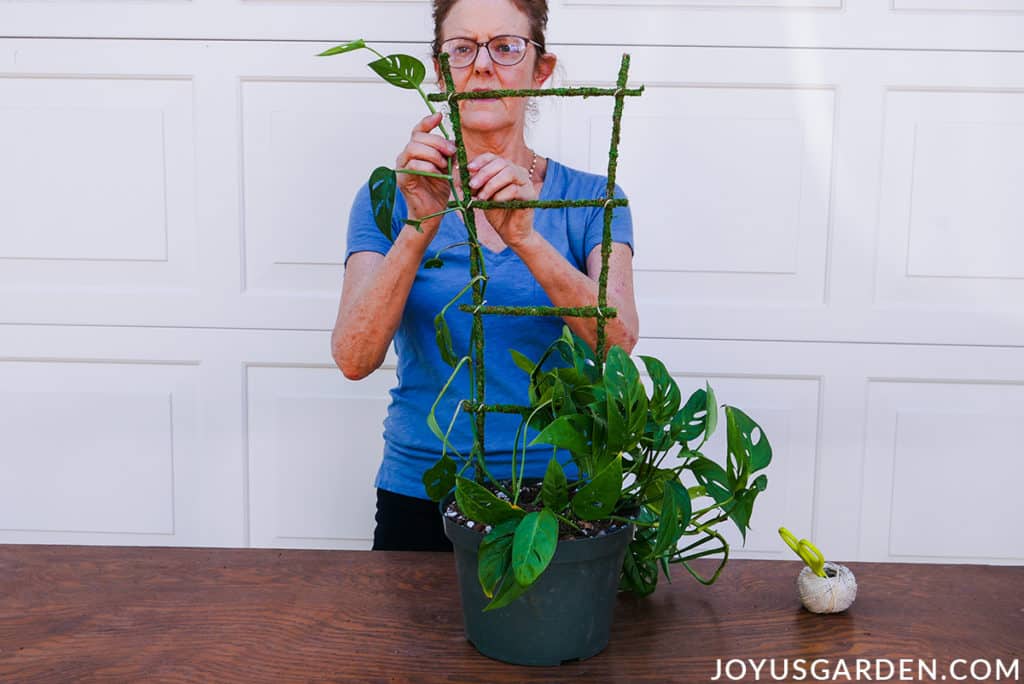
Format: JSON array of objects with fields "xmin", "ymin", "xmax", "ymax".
[{"xmin": 442, "ymin": 494, "xmax": 634, "ymax": 666}]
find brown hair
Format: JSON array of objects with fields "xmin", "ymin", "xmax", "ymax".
[{"xmin": 431, "ymin": 0, "xmax": 548, "ymax": 59}]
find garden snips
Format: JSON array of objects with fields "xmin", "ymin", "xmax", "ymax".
[{"xmin": 778, "ymin": 527, "xmax": 826, "ymax": 578}]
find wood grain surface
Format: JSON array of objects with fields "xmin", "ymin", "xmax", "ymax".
[{"xmin": 0, "ymin": 545, "xmax": 1020, "ymax": 683}]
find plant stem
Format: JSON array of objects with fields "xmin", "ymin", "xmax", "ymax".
[
  {"xmin": 395, "ymin": 169, "xmax": 452, "ymax": 180},
  {"xmin": 675, "ymin": 528, "xmax": 729, "ymax": 585},
  {"xmin": 552, "ymin": 511, "xmax": 582, "ymax": 532}
]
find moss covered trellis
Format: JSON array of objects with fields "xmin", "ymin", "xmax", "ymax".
[{"xmin": 427, "ymin": 52, "xmax": 644, "ymax": 467}]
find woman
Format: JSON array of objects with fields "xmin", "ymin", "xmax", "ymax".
[{"xmin": 331, "ymin": 0, "xmax": 639, "ymax": 551}]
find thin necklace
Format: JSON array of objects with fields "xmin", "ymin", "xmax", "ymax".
[{"xmin": 527, "ymin": 150, "xmax": 538, "ymax": 182}]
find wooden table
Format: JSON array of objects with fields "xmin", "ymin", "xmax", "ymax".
[{"xmin": 0, "ymin": 545, "xmax": 1020, "ymax": 683}]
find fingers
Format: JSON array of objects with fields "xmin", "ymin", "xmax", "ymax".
[
  {"xmin": 412, "ymin": 130, "xmax": 457, "ymax": 158},
  {"xmin": 490, "ymin": 187, "xmax": 518, "ymax": 204},
  {"xmin": 398, "ymin": 113, "xmax": 456, "ymax": 178},
  {"xmin": 467, "ymin": 153, "xmax": 498, "ymax": 173},
  {"xmin": 413, "ymin": 111, "xmax": 445, "ymax": 134},
  {"xmin": 404, "ymin": 159, "xmax": 444, "ymax": 176},
  {"xmin": 396, "ymin": 141, "xmax": 449, "ymax": 174},
  {"xmin": 472, "ymin": 162, "xmax": 529, "ymax": 201}
]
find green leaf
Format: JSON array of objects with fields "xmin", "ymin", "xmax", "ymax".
[
  {"xmin": 689, "ymin": 454, "xmax": 732, "ymax": 506},
  {"xmin": 619, "ymin": 509, "xmax": 659, "ymax": 596},
  {"xmin": 316, "ymin": 39, "xmax": 366, "ymax": 57},
  {"xmin": 529, "ymin": 414, "xmax": 589, "ymax": 456},
  {"xmin": 639, "ymin": 356, "xmax": 681, "ymax": 424},
  {"xmin": 431, "ymin": 276, "xmax": 482, "ymax": 369},
  {"xmin": 424, "ymin": 257, "xmax": 444, "ymax": 269},
  {"xmin": 571, "ymin": 455, "xmax": 622, "ymax": 521},
  {"xmin": 652, "ymin": 480, "xmax": 691, "ymax": 558},
  {"xmin": 484, "ymin": 566, "xmax": 533, "ymax": 611},
  {"xmin": 426, "ymin": 357, "xmax": 468, "ymax": 456},
  {"xmin": 725, "ymin": 406, "xmax": 772, "ymax": 488},
  {"xmin": 367, "ymin": 54, "xmax": 427, "ymax": 90},
  {"xmin": 512, "ymin": 510, "xmax": 558, "ymax": 586},
  {"xmin": 636, "ymin": 466, "xmax": 677, "ymax": 515},
  {"xmin": 705, "ymin": 382, "xmax": 718, "ymax": 440},
  {"xmin": 659, "ymin": 554, "xmax": 673, "ymax": 583},
  {"xmin": 510, "ymin": 349, "xmax": 535, "ymax": 376},
  {"xmin": 433, "ymin": 310, "xmax": 458, "ymax": 368},
  {"xmin": 676, "ymin": 388, "xmax": 709, "ymax": 443},
  {"xmin": 368, "ymin": 166, "xmax": 397, "ymax": 241},
  {"xmin": 652, "ymin": 484, "xmax": 680, "ymax": 557},
  {"xmin": 454, "ymin": 477, "xmax": 523, "ymax": 527},
  {"xmin": 752, "ymin": 474, "xmax": 768, "ymax": 492},
  {"xmin": 735, "ymin": 407, "xmax": 772, "ymax": 472},
  {"xmin": 728, "ymin": 489, "xmax": 759, "ymax": 541},
  {"xmin": 541, "ymin": 456, "xmax": 568, "ymax": 511},
  {"xmin": 603, "ymin": 347, "xmax": 648, "ymax": 455},
  {"xmin": 422, "ymin": 455, "xmax": 456, "ymax": 502},
  {"xmin": 478, "ymin": 519, "xmax": 518, "ymax": 598}
]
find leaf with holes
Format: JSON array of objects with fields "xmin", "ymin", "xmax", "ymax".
[
  {"xmin": 689, "ymin": 454, "xmax": 732, "ymax": 506},
  {"xmin": 676, "ymin": 388, "xmax": 709, "ymax": 444},
  {"xmin": 639, "ymin": 355, "xmax": 681, "ymax": 425},
  {"xmin": 478, "ymin": 519, "xmax": 518, "ymax": 598},
  {"xmin": 455, "ymin": 477, "xmax": 524, "ymax": 527},
  {"xmin": 369, "ymin": 166, "xmax": 397, "ymax": 241},
  {"xmin": 422, "ymin": 455, "xmax": 456, "ymax": 502},
  {"xmin": 571, "ymin": 455, "xmax": 622, "ymax": 521},
  {"xmin": 604, "ymin": 347, "xmax": 648, "ymax": 455},
  {"xmin": 368, "ymin": 54, "xmax": 426, "ymax": 90},
  {"xmin": 725, "ymin": 406, "xmax": 772, "ymax": 488}
]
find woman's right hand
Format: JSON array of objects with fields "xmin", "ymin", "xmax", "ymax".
[{"xmin": 395, "ymin": 112, "xmax": 456, "ymax": 232}]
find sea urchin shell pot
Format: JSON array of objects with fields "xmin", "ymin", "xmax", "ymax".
[
  {"xmin": 797, "ymin": 561, "xmax": 857, "ymax": 614},
  {"xmin": 443, "ymin": 508, "xmax": 634, "ymax": 666}
]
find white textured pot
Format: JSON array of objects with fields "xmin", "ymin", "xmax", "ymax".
[{"xmin": 797, "ymin": 562, "xmax": 857, "ymax": 614}]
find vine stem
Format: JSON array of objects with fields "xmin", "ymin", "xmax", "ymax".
[
  {"xmin": 552, "ymin": 511, "xmax": 582, "ymax": 532},
  {"xmin": 395, "ymin": 169, "xmax": 452, "ymax": 180}
]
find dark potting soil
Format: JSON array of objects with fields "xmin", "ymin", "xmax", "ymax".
[{"xmin": 444, "ymin": 481, "xmax": 627, "ymax": 541}]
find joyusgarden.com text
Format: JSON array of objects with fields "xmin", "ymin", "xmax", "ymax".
[{"xmin": 710, "ymin": 657, "xmax": 1020, "ymax": 682}]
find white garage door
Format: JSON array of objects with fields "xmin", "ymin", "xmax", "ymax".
[{"xmin": 1, "ymin": 1, "xmax": 1022, "ymax": 564}]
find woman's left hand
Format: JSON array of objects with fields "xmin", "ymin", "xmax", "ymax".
[{"xmin": 466, "ymin": 153, "xmax": 538, "ymax": 248}]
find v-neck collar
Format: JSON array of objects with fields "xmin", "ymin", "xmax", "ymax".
[{"xmin": 454, "ymin": 158, "xmax": 558, "ymax": 262}]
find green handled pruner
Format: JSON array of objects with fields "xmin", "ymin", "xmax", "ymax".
[{"xmin": 779, "ymin": 527, "xmax": 826, "ymax": 578}]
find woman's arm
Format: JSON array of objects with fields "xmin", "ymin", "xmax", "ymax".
[
  {"xmin": 332, "ymin": 113, "xmax": 456, "ymax": 380},
  {"xmin": 330, "ymin": 221, "xmax": 439, "ymax": 380},
  {"xmin": 512, "ymin": 234, "xmax": 639, "ymax": 355}
]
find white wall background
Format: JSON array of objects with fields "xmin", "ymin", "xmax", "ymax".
[{"xmin": 1, "ymin": 1, "xmax": 1022, "ymax": 565}]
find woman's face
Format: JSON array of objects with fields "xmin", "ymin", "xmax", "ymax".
[{"xmin": 436, "ymin": 0, "xmax": 555, "ymax": 135}]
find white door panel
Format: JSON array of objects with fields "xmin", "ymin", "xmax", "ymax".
[{"xmin": 0, "ymin": 9, "xmax": 1020, "ymax": 563}]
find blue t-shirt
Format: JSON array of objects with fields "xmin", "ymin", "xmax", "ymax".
[{"xmin": 345, "ymin": 158, "xmax": 634, "ymax": 500}]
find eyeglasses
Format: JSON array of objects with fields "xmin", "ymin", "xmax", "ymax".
[{"xmin": 438, "ymin": 35, "xmax": 543, "ymax": 69}]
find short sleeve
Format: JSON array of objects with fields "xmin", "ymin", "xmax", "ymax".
[
  {"xmin": 344, "ymin": 181, "xmax": 404, "ymax": 265},
  {"xmin": 582, "ymin": 182, "xmax": 634, "ymax": 260}
]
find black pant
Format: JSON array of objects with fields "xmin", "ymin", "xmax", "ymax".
[{"xmin": 372, "ymin": 488, "xmax": 453, "ymax": 552}]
